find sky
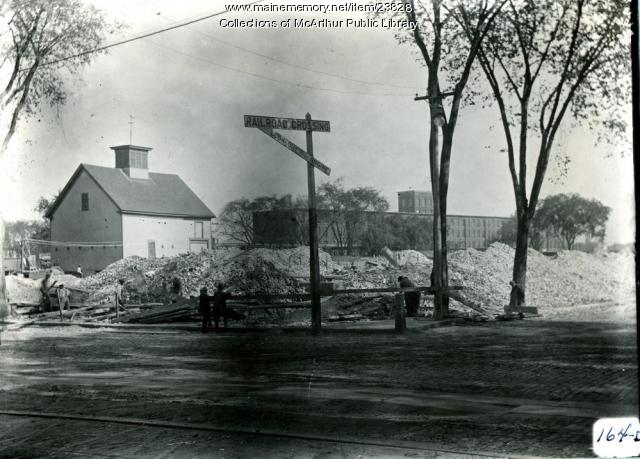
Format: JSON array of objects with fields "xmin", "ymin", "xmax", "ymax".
[{"xmin": 0, "ymin": 0, "xmax": 635, "ymax": 244}]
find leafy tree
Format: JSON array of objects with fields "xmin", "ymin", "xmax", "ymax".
[
  {"xmin": 34, "ymin": 194, "xmax": 57, "ymax": 217},
  {"xmin": 535, "ymin": 193, "xmax": 610, "ymax": 250},
  {"xmin": 316, "ymin": 179, "xmax": 389, "ymax": 212},
  {"xmin": 359, "ymin": 213, "xmax": 390, "ymax": 256},
  {"xmin": 3, "ymin": 220, "xmax": 44, "ymax": 257},
  {"xmin": 390, "ymin": 0, "xmax": 505, "ymax": 319},
  {"xmin": 458, "ymin": 0, "xmax": 630, "ymax": 306},
  {"xmin": 493, "ymin": 217, "xmax": 516, "ymax": 246},
  {"xmin": 0, "ymin": 0, "xmax": 120, "ymax": 319},
  {"xmin": 493, "ymin": 214, "xmax": 543, "ymax": 251},
  {"xmin": 0, "ymin": 0, "xmax": 118, "ymax": 153},
  {"xmin": 316, "ymin": 179, "xmax": 389, "ymax": 254}
]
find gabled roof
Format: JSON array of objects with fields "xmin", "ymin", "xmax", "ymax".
[{"xmin": 46, "ymin": 164, "xmax": 215, "ymax": 219}]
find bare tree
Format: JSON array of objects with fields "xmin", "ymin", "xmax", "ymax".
[
  {"xmin": 219, "ymin": 196, "xmax": 301, "ymax": 245},
  {"xmin": 458, "ymin": 0, "xmax": 630, "ymax": 306},
  {"xmin": 0, "ymin": 0, "xmax": 117, "ymax": 319},
  {"xmin": 392, "ymin": 0, "xmax": 505, "ymax": 318}
]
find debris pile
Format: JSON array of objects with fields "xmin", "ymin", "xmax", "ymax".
[
  {"xmin": 72, "ymin": 256, "xmax": 167, "ymax": 304},
  {"xmin": 5, "ymin": 276, "xmax": 42, "ymax": 304},
  {"xmin": 325, "ymin": 294, "xmax": 393, "ymax": 321},
  {"xmin": 6, "ymin": 242, "xmax": 634, "ymax": 325},
  {"xmin": 391, "ymin": 249, "xmax": 432, "ymax": 268},
  {"xmin": 146, "ymin": 248, "xmax": 306, "ymax": 298},
  {"xmin": 448, "ymin": 243, "xmax": 635, "ymax": 315}
]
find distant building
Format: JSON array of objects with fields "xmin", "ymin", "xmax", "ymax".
[
  {"xmin": 252, "ymin": 189, "xmax": 562, "ymax": 254},
  {"xmin": 253, "ymin": 209, "xmax": 511, "ymax": 252},
  {"xmin": 46, "ymin": 145, "xmax": 215, "ymax": 273},
  {"xmin": 397, "ymin": 190, "xmax": 434, "ymax": 214},
  {"xmin": 397, "ymin": 190, "xmax": 509, "ymax": 249}
]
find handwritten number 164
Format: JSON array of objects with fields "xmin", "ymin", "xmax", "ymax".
[{"xmin": 596, "ymin": 424, "xmax": 640, "ymax": 442}]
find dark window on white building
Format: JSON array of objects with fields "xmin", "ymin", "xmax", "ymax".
[{"xmin": 81, "ymin": 193, "xmax": 89, "ymax": 211}]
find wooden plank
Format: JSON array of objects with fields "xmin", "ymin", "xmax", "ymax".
[
  {"xmin": 123, "ymin": 303, "xmax": 163, "ymax": 308},
  {"xmin": 115, "ymin": 304, "xmax": 196, "ymax": 323},
  {"xmin": 229, "ymin": 285, "xmax": 463, "ymax": 301},
  {"xmin": 446, "ymin": 290, "xmax": 490, "ymax": 315},
  {"xmin": 232, "ymin": 293, "xmax": 312, "ymax": 301},
  {"xmin": 135, "ymin": 310, "xmax": 198, "ymax": 324},
  {"xmin": 505, "ymin": 306, "xmax": 538, "ymax": 314},
  {"xmin": 231, "ymin": 302, "xmax": 311, "ymax": 310},
  {"xmin": 332, "ymin": 286, "xmax": 463, "ymax": 295}
]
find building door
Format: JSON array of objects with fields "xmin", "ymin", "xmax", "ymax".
[
  {"xmin": 189, "ymin": 239, "xmax": 208, "ymax": 253},
  {"xmin": 148, "ymin": 240, "xmax": 156, "ymax": 258}
]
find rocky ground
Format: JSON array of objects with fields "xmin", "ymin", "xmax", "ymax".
[{"xmin": 5, "ymin": 243, "xmax": 635, "ymax": 323}]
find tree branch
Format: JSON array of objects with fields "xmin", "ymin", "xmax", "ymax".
[{"xmin": 403, "ymin": 0, "xmax": 432, "ymax": 68}]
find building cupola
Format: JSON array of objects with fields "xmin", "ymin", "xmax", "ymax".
[{"xmin": 111, "ymin": 144, "xmax": 152, "ymax": 179}]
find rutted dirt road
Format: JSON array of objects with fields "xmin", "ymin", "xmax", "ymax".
[{"xmin": 0, "ymin": 316, "xmax": 637, "ymax": 458}]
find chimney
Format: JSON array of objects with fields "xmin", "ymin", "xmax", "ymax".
[{"xmin": 111, "ymin": 145, "xmax": 152, "ymax": 179}]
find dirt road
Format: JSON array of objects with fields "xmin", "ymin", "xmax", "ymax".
[{"xmin": 0, "ymin": 317, "xmax": 636, "ymax": 457}]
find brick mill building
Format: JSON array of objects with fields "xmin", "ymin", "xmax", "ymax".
[
  {"xmin": 253, "ymin": 190, "xmax": 562, "ymax": 253},
  {"xmin": 46, "ymin": 145, "xmax": 215, "ymax": 273}
]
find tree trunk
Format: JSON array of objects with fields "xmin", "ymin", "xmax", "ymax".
[
  {"xmin": 429, "ymin": 120, "xmax": 444, "ymax": 320},
  {"xmin": 439, "ymin": 128, "xmax": 453, "ymax": 318},
  {"xmin": 439, "ymin": 200, "xmax": 450, "ymax": 317},
  {"xmin": 0, "ymin": 217, "xmax": 13, "ymax": 321},
  {"xmin": 566, "ymin": 236, "xmax": 574, "ymax": 250},
  {"xmin": 510, "ymin": 214, "xmax": 529, "ymax": 307}
]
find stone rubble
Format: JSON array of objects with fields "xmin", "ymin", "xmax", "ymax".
[{"xmin": 6, "ymin": 243, "xmax": 634, "ymax": 323}]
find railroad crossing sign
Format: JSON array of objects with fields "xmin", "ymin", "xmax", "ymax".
[
  {"xmin": 244, "ymin": 114, "xmax": 330, "ymax": 132},
  {"xmin": 244, "ymin": 113, "xmax": 331, "ymax": 335}
]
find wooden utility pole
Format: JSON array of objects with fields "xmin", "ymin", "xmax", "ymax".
[
  {"xmin": 244, "ymin": 113, "xmax": 331, "ymax": 335},
  {"xmin": 306, "ymin": 113, "xmax": 322, "ymax": 335},
  {"xmin": 415, "ymin": 91, "xmax": 452, "ymax": 320}
]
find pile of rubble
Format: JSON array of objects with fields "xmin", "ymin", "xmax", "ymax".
[
  {"xmin": 147, "ymin": 249, "xmax": 301, "ymax": 298},
  {"xmin": 5, "ymin": 276, "xmax": 42, "ymax": 304},
  {"xmin": 6, "ymin": 242, "xmax": 634, "ymax": 324},
  {"xmin": 448, "ymin": 243, "xmax": 635, "ymax": 315}
]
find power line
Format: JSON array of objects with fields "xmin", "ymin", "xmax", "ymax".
[
  {"xmin": 162, "ymin": 13, "xmax": 421, "ymax": 91},
  {"xmin": 18, "ymin": 1, "xmax": 416, "ymax": 97},
  {"xmin": 144, "ymin": 38, "xmax": 411, "ymax": 98},
  {"xmin": 22, "ymin": 1, "xmax": 266, "ymax": 71}
]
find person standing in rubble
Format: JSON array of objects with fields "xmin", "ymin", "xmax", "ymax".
[
  {"xmin": 171, "ymin": 277, "xmax": 182, "ymax": 303},
  {"xmin": 199, "ymin": 287, "xmax": 213, "ymax": 333},
  {"xmin": 398, "ymin": 276, "xmax": 420, "ymax": 317},
  {"xmin": 213, "ymin": 283, "xmax": 231, "ymax": 331},
  {"xmin": 40, "ymin": 271, "xmax": 56, "ymax": 312},
  {"xmin": 57, "ymin": 284, "xmax": 69, "ymax": 320},
  {"xmin": 115, "ymin": 279, "xmax": 125, "ymax": 313}
]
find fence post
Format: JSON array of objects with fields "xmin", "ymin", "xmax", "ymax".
[{"xmin": 394, "ymin": 293, "xmax": 406, "ymax": 334}]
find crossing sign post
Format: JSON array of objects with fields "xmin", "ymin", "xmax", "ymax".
[{"xmin": 245, "ymin": 113, "xmax": 331, "ymax": 335}]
